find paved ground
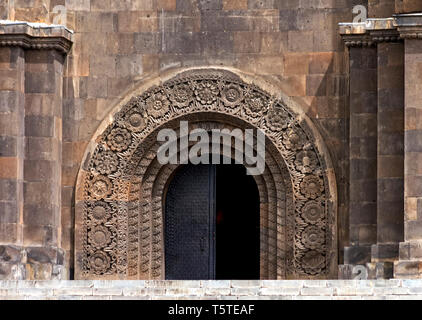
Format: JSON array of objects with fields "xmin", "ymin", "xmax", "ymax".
[{"xmin": 0, "ymin": 280, "xmax": 422, "ymax": 300}]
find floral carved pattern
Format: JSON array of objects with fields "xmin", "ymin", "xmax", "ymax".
[{"xmin": 78, "ymin": 70, "xmax": 335, "ymax": 279}]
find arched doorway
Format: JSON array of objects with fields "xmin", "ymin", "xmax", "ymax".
[
  {"xmin": 74, "ymin": 68, "xmax": 338, "ymax": 280},
  {"xmin": 164, "ymin": 163, "xmax": 260, "ymax": 280}
]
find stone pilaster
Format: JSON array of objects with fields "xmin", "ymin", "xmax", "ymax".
[
  {"xmin": 345, "ymin": 43, "xmax": 378, "ymax": 267},
  {"xmin": 394, "ymin": 14, "xmax": 422, "ymax": 278},
  {"xmin": 0, "ymin": 46, "xmax": 25, "ymax": 278},
  {"xmin": 0, "ymin": 21, "xmax": 72, "ymax": 279},
  {"xmin": 370, "ymin": 40, "xmax": 404, "ymax": 270},
  {"xmin": 339, "ymin": 19, "xmax": 405, "ymax": 279}
]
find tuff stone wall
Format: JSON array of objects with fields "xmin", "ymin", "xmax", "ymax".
[
  {"xmin": 0, "ymin": 0, "xmax": 363, "ymax": 275},
  {"xmin": 1, "ymin": 280, "xmax": 422, "ymax": 300},
  {"xmin": 1, "ymin": 0, "xmax": 422, "ymax": 281}
]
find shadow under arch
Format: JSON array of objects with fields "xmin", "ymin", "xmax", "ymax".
[{"xmin": 74, "ymin": 67, "xmax": 338, "ymax": 280}]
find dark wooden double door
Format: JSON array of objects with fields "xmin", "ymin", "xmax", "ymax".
[{"xmin": 164, "ymin": 164, "xmax": 260, "ymax": 280}]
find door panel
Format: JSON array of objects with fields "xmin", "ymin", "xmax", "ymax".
[{"xmin": 165, "ymin": 164, "xmax": 216, "ymax": 280}]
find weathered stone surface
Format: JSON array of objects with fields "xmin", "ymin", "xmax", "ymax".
[{"xmin": 0, "ymin": 0, "xmax": 419, "ymax": 282}]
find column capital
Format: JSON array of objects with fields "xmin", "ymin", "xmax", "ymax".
[
  {"xmin": 394, "ymin": 13, "xmax": 422, "ymax": 39},
  {"xmin": 339, "ymin": 18, "xmax": 401, "ymax": 47},
  {"xmin": 0, "ymin": 20, "xmax": 73, "ymax": 54}
]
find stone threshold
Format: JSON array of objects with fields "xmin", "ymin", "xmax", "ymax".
[{"xmin": 0, "ymin": 280, "xmax": 422, "ymax": 300}]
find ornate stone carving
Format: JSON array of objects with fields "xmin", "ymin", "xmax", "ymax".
[
  {"xmin": 146, "ymin": 91, "xmax": 171, "ymax": 119},
  {"xmin": 302, "ymin": 201, "xmax": 324, "ymax": 225},
  {"xmin": 295, "ymin": 150, "xmax": 318, "ymax": 174},
  {"xmin": 282, "ymin": 127, "xmax": 306, "ymax": 151},
  {"xmin": 92, "ymin": 150, "xmax": 119, "ymax": 175},
  {"xmin": 194, "ymin": 80, "xmax": 219, "ymax": 105},
  {"xmin": 300, "ymin": 175, "xmax": 324, "ymax": 200},
  {"xmin": 88, "ymin": 252, "xmax": 111, "ymax": 275},
  {"xmin": 221, "ymin": 83, "xmax": 244, "ymax": 108},
  {"xmin": 266, "ymin": 107, "xmax": 290, "ymax": 131},
  {"xmin": 88, "ymin": 175, "xmax": 113, "ymax": 200},
  {"xmin": 301, "ymin": 226, "xmax": 325, "ymax": 250},
  {"xmin": 301, "ymin": 250, "xmax": 325, "ymax": 275},
  {"xmin": 243, "ymin": 91, "xmax": 266, "ymax": 118},
  {"xmin": 77, "ymin": 69, "xmax": 335, "ymax": 279},
  {"xmin": 87, "ymin": 201, "xmax": 112, "ymax": 224},
  {"xmin": 106, "ymin": 127, "xmax": 132, "ymax": 152},
  {"xmin": 169, "ymin": 83, "xmax": 194, "ymax": 109},
  {"xmin": 88, "ymin": 225, "xmax": 113, "ymax": 249}
]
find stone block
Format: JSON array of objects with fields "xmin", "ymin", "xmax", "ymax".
[
  {"xmin": 395, "ymin": 0, "xmax": 422, "ymax": 13},
  {"xmin": 260, "ymin": 287, "xmax": 300, "ymax": 295},
  {"xmin": 223, "ymin": 0, "xmax": 247, "ymax": 10},
  {"xmin": 344, "ymin": 246, "xmax": 372, "ymax": 265},
  {"xmin": 300, "ymin": 287, "xmax": 333, "ymax": 296},
  {"xmin": 89, "ymin": 55, "xmax": 116, "ymax": 78},
  {"xmin": 0, "ymin": 70, "xmax": 19, "ymax": 91},
  {"xmin": 394, "ymin": 260, "xmax": 422, "ymax": 278},
  {"xmin": 65, "ymin": 0, "xmax": 91, "ymax": 11},
  {"xmin": 117, "ymin": 11, "xmax": 158, "ymax": 33},
  {"xmin": 0, "ymin": 91, "xmax": 19, "ymax": 113},
  {"xmin": 25, "ymin": 72, "xmax": 56, "ymax": 94},
  {"xmin": 306, "ymin": 75, "xmax": 326, "ymax": 96},
  {"xmin": 0, "ymin": 157, "xmax": 18, "ymax": 179},
  {"xmin": 284, "ymin": 53, "xmax": 309, "ymax": 75},
  {"xmin": 25, "ymin": 116, "xmax": 55, "ymax": 138},
  {"xmin": 23, "ymin": 225, "xmax": 57, "ymax": 247},
  {"xmin": 115, "ymin": 55, "xmax": 143, "ymax": 78},
  {"xmin": 231, "ymin": 280, "xmax": 260, "ymax": 288},
  {"xmin": 157, "ymin": 0, "xmax": 176, "ymax": 10},
  {"xmin": 288, "ymin": 31, "xmax": 313, "ymax": 52},
  {"xmin": 278, "ymin": 75, "xmax": 306, "ymax": 97},
  {"xmin": 230, "ymin": 287, "xmax": 259, "ymax": 295},
  {"xmin": 23, "ymin": 204, "xmax": 59, "ymax": 227},
  {"xmin": 349, "ymin": 202, "xmax": 377, "ymax": 225},
  {"xmin": 0, "ymin": 246, "xmax": 21, "ymax": 264},
  {"xmin": 233, "ymin": 32, "xmax": 261, "ymax": 53},
  {"xmin": 134, "ymin": 33, "xmax": 161, "ymax": 54}
]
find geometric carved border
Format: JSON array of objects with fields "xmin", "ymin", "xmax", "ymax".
[{"xmin": 74, "ymin": 68, "xmax": 337, "ymax": 279}]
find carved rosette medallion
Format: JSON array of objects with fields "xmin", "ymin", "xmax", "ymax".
[
  {"xmin": 302, "ymin": 201, "xmax": 324, "ymax": 225},
  {"xmin": 266, "ymin": 107, "xmax": 290, "ymax": 131},
  {"xmin": 88, "ymin": 175, "xmax": 113, "ymax": 200},
  {"xmin": 92, "ymin": 150, "xmax": 119, "ymax": 175},
  {"xmin": 169, "ymin": 83, "xmax": 194, "ymax": 109},
  {"xmin": 106, "ymin": 127, "xmax": 132, "ymax": 152},
  {"xmin": 221, "ymin": 83, "xmax": 244, "ymax": 108},
  {"xmin": 194, "ymin": 80, "xmax": 219, "ymax": 105},
  {"xmin": 301, "ymin": 250, "xmax": 325, "ymax": 275},
  {"xmin": 146, "ymin": 91, "xmax": 171, "ymax": 119},
  {"xmin": 301, "ymin": 226, "xmax": 325, "ymax": 250},
  {"xmin": 79, "ymin": 70, "xmax": 334, "ymax": 279},
  {"xmin": 300, "ymin": 175, "xmax": 324, "ymax": 200}
]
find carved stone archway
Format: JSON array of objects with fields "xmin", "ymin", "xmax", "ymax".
[{"xmin": 74, "ymin": 68, "xmax": 337, "ymax": 280}]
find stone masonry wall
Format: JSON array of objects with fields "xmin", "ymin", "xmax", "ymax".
[
  {"xmin": 0, "ymin": 0, "xmax": 366, "ymax": 275},
  {"xmin": 1, "ymin": 280, "xmax": 422, "ymax": 299}
]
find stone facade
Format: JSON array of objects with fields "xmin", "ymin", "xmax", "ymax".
[{"xmin": 0, "ymin": 0, "xmax": 421, "ymax": 284}]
